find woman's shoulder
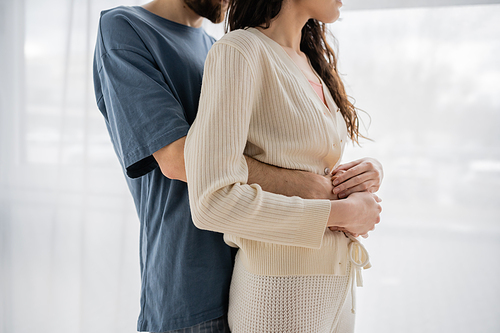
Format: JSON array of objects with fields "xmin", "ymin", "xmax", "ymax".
[
  {"xmin": 217, "ymin": 28, "xmax": 261, "ymax": 43},
  {"xmin": 214, "ymin": 28, "xmax": 266, "ymax": 55}
]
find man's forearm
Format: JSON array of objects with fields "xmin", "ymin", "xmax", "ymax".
[
  {"xmin": 153, "ymin": 136, "xmax": 187, "ymax": 182},
  {"xmin": 154, "ymin": 139, "xmax": 335, "ymax": 200},
  {"xmin": 245, "ymin": 156, "xmax": 337, "ymax": 200}
]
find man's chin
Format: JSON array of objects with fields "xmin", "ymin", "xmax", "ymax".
[
  {"xmin": 207, "ymin": 4, "xmax": 227, "ymax": 24},
  {"xmin": 184, "ymin": 0, "xmax": 229, "ymax": 24},
  {"xmin": 209, "ymin": 12, "xmax": 226, "ymax": 24}
]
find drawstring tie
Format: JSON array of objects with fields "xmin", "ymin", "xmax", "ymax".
[{"xmin": 347, "ymin": 237, "xmax": 371, "ymax": 314}]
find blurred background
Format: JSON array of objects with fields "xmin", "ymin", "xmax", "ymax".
[{"xmin": 1, "ymin": 0, "xmax": 499, "ymax": 332}]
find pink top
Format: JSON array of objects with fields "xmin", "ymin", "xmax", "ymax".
[{"xmin": 308, "ymin": 79, "xmax": 327, "ymax": 107}]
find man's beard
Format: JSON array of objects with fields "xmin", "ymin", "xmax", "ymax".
[{"xmin": 184, "ymin": 0, "xmax": 225, "ymax": 24}]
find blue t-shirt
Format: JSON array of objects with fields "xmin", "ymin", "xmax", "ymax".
[{"xmin": 93, "ymin": 6, "xmax": 234, "ymax": 332}]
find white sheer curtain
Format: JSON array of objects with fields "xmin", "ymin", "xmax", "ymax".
[
  {"xmin": 333, "ymin": 4, "xmax": 500, "ymax": 332},
  {"xmin": 1, "ymin": 1, "xmax": 499, "ymax": 333},
  {"xmin": 1, "ymin": 1, "xmax": 146, "ymax": 332}
]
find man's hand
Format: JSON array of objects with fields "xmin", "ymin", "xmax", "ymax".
[
  {"xmin": 331, "ymin": 158, "xmax": 383, "ymax": 199},
  {"xmin": 297, "ymin": 172, "xmax": 339, "ymax": 200}
]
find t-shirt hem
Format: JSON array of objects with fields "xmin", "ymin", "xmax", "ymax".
[{"xmin": 137, "ymin": 307, "xmax": 226, "ymax": 332}]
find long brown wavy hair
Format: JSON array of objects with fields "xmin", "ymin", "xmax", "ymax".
[{"xmin": 226, "ymin": 0, "xmax": 366, "ymax": 143}]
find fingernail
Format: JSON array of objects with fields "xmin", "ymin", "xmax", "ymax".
[
  {"xmin": 339, "ymin": 193, "xmax": 346, "ymax": 199},
  {"xmin": 333, "ymin": 180, "xmax": 339, "ymax": 186},
  {"xmin": 333, "ymin": 187, "xmax": 340, "ymax": 194}
]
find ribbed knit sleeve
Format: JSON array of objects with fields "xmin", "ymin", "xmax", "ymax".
[{"xmin": 185, "ymin": 40, "xmax": 331, "ymax": 249}]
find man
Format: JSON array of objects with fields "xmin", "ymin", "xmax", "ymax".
[{"xmin": 93, "ymin": 0, "xmax": 383, "ymax": 332}]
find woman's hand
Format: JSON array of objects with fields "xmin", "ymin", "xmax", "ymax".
[
  {"xmin": 331, "ymin": 158, "xmax": 383, "ymax": 199},
  {"xmin": 328, "ymin": 191, "xmax": 382, "ymax": 237}
]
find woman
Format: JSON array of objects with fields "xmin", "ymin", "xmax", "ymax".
[{"xmin": 185, "ymin": 0, "xmax": 382, "ymax": 331}]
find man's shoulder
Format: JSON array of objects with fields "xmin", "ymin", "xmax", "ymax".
[
  {"xmin": 98, "ymin": 6, "xmax": 213, "ymax": 50},
  {"xmin": 99, "ymin": 5, "xmax": 141, "ymax": 24},
  {"xmin": 95, "ymin": 6, "xmax": 154, "ymax": 61},
  {"xmin": 98, "ymin": 6, "xmax": 147, "ymax": 36}
]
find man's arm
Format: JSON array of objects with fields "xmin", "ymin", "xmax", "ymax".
[
  {"xmin": 245, "ymin": 157, "xmax": 338, "ymax": 200},
  {"xmin": 153, "ymin": 136, "xmax": 187, "ymax": 181},
  {"xmin": 153, "ymin": 136, "xmax": 336, "ymax": 200}
]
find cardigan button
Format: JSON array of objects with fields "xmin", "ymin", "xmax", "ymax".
[{"xmin": 324, "ymin": 167, "xmax": 330, "ymax": 175}]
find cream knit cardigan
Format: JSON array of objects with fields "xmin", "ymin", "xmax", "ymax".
[{"xmin": 185, "ymin": 28, "xmax": 368, "ymax": 279}]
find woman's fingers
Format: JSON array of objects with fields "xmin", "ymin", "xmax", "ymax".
[
  {"xmin": 332, "ymin": 163, "xmax": 369, "ymax": 186},
  {"xmin": 336, "ymin": 179, "xmax": 377, "ymax": 198},
  {"xmin": 372, "ymin": 194, "xmax": 382, "ymax": 203},
  {"xmin": 333, "ymin": 173, "xmax": 376, "ymax": 196},
  {"xmin": 331, "ymin": 158, "xmax": 383, "ymax": 197},
  {"xmin": 331, "ymin": 158, "xmax": 363, "ymax": 174}
]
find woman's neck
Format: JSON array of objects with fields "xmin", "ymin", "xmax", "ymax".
[{"xmin": 255, "ymin": 2, "xmax": 309, "ymax": 53}]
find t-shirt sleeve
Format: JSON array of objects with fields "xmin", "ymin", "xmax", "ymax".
[
  {"xmin": 94, "ymin": 14, "xmax": 189, "ymax": 178},
  {"xmin": 184, "ymin": 42, "xmax": 331, "ymax": 249}
]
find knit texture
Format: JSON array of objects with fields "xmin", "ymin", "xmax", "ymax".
[
  {"xmin": 228, "ymin": 254, "xmax": 353, "ymax": 333},
  {"xmin": 185, "ymin": 27, "xmax": 349, "ymax": 252},
  {"xmin": 184, "ymin": 28, "xmax": 365, "ymax": 332}
]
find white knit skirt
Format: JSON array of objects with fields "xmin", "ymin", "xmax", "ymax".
[{"xmin": 227, "ymin": 252, "xmax": 355, "ymax": 333}]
